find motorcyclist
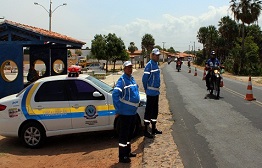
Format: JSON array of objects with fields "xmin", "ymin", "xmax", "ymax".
[
  {"xmin": 205, "ymin": 51, "xmax": 221, "ymax": 90},
  {"xmin": 176, "ymin": 57, "xmax": 183, "ymax": 69}
]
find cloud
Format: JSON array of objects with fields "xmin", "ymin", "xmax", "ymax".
[{"xmin": 99, "ymin": 5, "xmax": 228, "ymax": 51}]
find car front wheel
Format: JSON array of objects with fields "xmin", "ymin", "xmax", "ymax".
[{"xmin": 20, "ymin": 122, "xmax": 46, "ymax": 148}]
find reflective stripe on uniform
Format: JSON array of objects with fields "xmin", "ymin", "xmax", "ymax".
[
  {"xmin": 120, "ymin": 99, "xmax": 139, "ymax": 107},
  {"xmin": 147, "ymin": 86, "xmax": 159, "ymax": 91},
  {"xmin": 144, "ymin": 119, "xmax": 151, "ymax": 123},
  {"xmin": 114, "ymin": 87, "xmax": 122, "ymax": 92},
  {"xmin": 119, "ymin": 143, "xmax": 127, "ymax": 147},
  {"xmin": 151, "ymin": 69, "xmax": 159, "ymax": 73},
  {"xmin": 124, "ymin": 84, "xmax": 137, "ymax": 89}
]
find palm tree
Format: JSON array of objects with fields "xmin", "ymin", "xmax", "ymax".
[
  {"xmin": 128, "ymin": 42, "xmax": 138, "ymax": 66},
  {"xmin": 141, "ymin": 34, "xmax": 155, "ymax": 66},
  {"xmin": 206, "ymin": 25, "xmax": 219, "ymax": 54},
  {"xmin": 128, "ymin": 42, "xmax": 138, "ymax": 54},
  {"xmin": 230, "ymin": 0, "xmax": 262, "ymax": 68},
  {"xmin": 197, "ymin": 27, "xmax": 208, "ymax": 58}
]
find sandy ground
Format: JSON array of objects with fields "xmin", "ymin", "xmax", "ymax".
[{"xmin": 0, "ymin": 66, "xmax": 169, "ymax": 168}]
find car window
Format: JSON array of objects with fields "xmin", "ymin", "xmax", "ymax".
[
  {"xmin": 35, "ymin": 81, "xmax": 67, "ymax": 102},
  {"xmin": 67, "ymin": 80, "xmax": 105, "ymax": 101}
]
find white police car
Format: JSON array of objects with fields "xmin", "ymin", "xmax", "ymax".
[{"xmin": 0, "ymin": 69, "xmax": 146, "ymax": 148}]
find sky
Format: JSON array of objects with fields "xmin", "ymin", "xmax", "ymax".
[{"xmin": 1, "ymin": 0, "xmax": 260, "ymax": 52}]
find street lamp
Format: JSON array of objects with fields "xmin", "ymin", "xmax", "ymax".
[{"xmin": 34, "ymin": 0, "xmax": 66, "ymax": 31}]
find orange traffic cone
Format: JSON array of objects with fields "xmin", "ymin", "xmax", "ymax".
[
  {"xmin": 202, "ymin": 69, "xmax": 206, "ymax": 80},
  {"xmin": 220, "ymin": 76, "xmax": 224, "ymax": 87},
  {"xmin": 188, "ymin": 67, "xmax": 191, "ymax": 73},
  {"xmin": 194, "ymin": 67, "xmax": 197, "ymax": 76},
  {"xmin": 245, "ymin": 76, "xmax": 256, "ymax": 101}
]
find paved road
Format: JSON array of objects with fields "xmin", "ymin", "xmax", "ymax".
[{"xmin": 164, "ymin": 63, "xmax": 262, "ymax": 168}]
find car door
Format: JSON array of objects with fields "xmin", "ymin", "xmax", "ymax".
[
  {"xmin": 66, "ymin": 79, "xmax": 110, "ymax": 129},
  {"xmin": 30, "ymin": 80, "xmax": 72, "ymax": 131}
]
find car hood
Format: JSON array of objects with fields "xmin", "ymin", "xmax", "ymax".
[
  {"xmin": 0, "ymin": 94, "xmax": 17, "ymax": 101},
  {"xmin": 139, "ymin": 92, "xmax": 147, "ymax": 102},
  {"xmin": 0, "ymin": 94, "xmax": 19, "ymax": 105}
]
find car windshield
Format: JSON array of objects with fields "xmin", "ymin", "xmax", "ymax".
[{"xmin": 86, "ymin": 76, "xmax": 113, "ymax": 93}]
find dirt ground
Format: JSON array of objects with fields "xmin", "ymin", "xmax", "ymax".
[{"xmin": 0, "ymin": 67, "xmax": 157, "ymax": 168}]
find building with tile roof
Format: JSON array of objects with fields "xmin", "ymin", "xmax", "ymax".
[{"xmin": 0, "ymin": 20, "xmax": 86, "ymax": 98}]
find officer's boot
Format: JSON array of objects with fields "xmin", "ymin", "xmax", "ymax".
[
  {"xmin": 127, "ymin": 143, "xmax": 137, "ymax": 157},
  {"xmin": 152, "ymin": 122, "xmax": 162, "ymax": 135},
  {"xmin": 144, "ymin": 124, "xmax": 153, "ymax": 138},
  {"xmin": 119, "ymin": 146, "xmax": 131, "ymax": 163}
]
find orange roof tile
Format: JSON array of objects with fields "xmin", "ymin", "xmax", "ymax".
[{"xmin": 2, "ymin": 20, "xmax": 85, "ymax": 45}]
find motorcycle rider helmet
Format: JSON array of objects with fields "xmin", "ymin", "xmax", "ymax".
[{"xmin": 210, "ymin": 50, "xmax": 215, "ymax": 59}]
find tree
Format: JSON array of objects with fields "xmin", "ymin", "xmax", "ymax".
[
  {"xmin": 230, "ymin": 0, "xmax": 262, "ymax": 69},
  {"xmin": 75, "ymin": 49, "xmax": 82, "ymax": 56},
  {"xmin": 106, "ymin": 33, "xmax": 127, "ymax": 72},
  {"xmin": 197, "ymin": 27, "xmax": 209, "ymax": 59},
  {"xmin": 230, "ymin": 36, "xmax": 260, "ymax": 75},
  {"xmin": 91, "ymin": 33, "xmax": 127, "ymax": 72},
  {"xmin": 206, "ymin": 25, "xmax": 219, "ymax": 54},
  {"xmin": 154, "ymin": 45, "xmax": 162, "ymax": 50},
  {"xmin": 218, "ymin": 16, "xmax": 239, "ymax": 62},
  {"xmin": 246, "ymin": 24, "xmax": 262, "ymax": 64},
  {"xmin": 128, "ymin": 42, "xmax": 138, "ymax": 54},
  {"xmin": 167, "ymin": 47, "xmax": 176, "ymax": 53},
  {"xmin": 128, "ymin": 42, "xmax": 138, "ymax": 66},
  {"xmin": 91, "ymin": 34, "xmax": 107, "ymax": 60},
  {"xmin": 141, "ymin": 34, "xmax": 155, "ymax": 66},
  {"xmin": 67, "ymin": 49, "xmax": 72, "ymax": 57}
]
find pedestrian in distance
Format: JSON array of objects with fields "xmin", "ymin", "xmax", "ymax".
[
  {"xmin": 188, "ymin": 60, "xmax": 191, "ymax": 68},
  {"xmin": 142, "ymin": 48, "xmax": 162, "ymax": 139},
  {"xmin": 112, "ymin": 61, "xmax": 140, "ymax": 163}
]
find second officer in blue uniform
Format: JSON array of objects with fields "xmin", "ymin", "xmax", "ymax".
[{"xmin": 142, "ymin": 48, "xmax": 162, "ymax": 138}]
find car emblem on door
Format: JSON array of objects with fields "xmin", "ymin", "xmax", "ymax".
[{"xmin": 84, "ymin": 105, "xmax": 98, "ymax": 119}]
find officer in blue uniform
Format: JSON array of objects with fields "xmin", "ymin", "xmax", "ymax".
[
  {"xmin": 112, "ymin": 61, "xmax": 140, "ymax": 163},
  {"xmin": 142, "ymin": 48, "xmax": 162, "ymax": 138}
]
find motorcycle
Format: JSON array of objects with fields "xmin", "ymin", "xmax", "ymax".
[
  {"xmin": 176, "ymin": 61, "xmax": 182, "ymax": 72},
  {"xmin": 207, "ymin": 66, "xmax": 224, "ymax": 99}
]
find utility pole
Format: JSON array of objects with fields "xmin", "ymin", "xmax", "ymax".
[
  {"xmin": 162, "ymin": 42, "xmax": 166, "ymax": 62},
  {"xmin": 194, "ymin": 42, "xmax": 196, "ymax": 58}
]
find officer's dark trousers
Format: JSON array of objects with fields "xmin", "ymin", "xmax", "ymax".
[
  {"xmin": 144, "ymin": 95, "xmax": 159, "ymax": 127},
  {"xmin": 118, "ymin": 115, "xmax": 136, "ymax": 159}
]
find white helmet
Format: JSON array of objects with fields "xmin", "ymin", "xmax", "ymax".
[{"xmin": 211, "ymin": 50, "xmax": 215, "ymax": 55}]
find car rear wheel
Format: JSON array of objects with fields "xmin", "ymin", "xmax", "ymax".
[{"xmin": 20, "ymin": 122, "xmax": 46, "ymax": 148}]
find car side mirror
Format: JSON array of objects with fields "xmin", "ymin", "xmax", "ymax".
[{"xmin": 93, "ymin": 91, "xmax": 103, "ymax": 97}]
